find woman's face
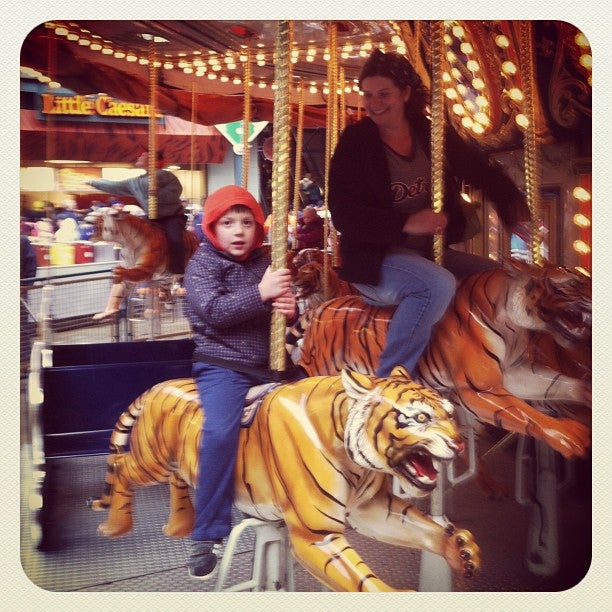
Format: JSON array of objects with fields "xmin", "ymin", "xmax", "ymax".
[{"xmin": 361, "ymin": 75, "xmax": 410, "ymax": 128}]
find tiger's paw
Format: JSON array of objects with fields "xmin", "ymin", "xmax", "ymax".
[
  {"xmin": 541, "ymin": 417, "xmax": 590, "ymax": 458},
  {"xmin": 97, "ymin": 519, "xmax": 133, "ymax": 538},
  {"xmin": 442, "ymin": 523, "xmax": 480, "ymax": 578}
]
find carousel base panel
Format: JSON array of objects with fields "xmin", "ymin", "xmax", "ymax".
[{"xmin": 20, "ymin": 434, "xmax": 591, "ymax": 593}]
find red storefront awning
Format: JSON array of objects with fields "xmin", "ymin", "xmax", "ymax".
[{"xmin": 20, "ymin": 109, "xmax": 230, "ymax": 164}]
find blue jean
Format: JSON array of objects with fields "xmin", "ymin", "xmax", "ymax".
[
  {"xmin": 353, "ymin": 249, "xmax": 457, "ymax": 377},
  {"xmin": 191, "ymin": 362, "xmax": 271, "ymax": 541}
]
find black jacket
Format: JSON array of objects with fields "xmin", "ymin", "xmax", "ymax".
[{"xmin": 328, "ymin": 116, "xmax": 527, "ymax": 284}]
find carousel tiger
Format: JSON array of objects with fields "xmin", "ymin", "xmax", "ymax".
[
  {"xmin": 88, "ymin": 367, "xmax": 480, "ymax": 592},
  {"xmin": 286, "ymin": 260, "xmax": 355, "ymax": 355},
  {"xmin": 88, "ymin": 207, "xmax": 199, "ymax": 320},
  {"xmin": 297, "ymin": 261, "xmax": 592, "ymax": 460}
]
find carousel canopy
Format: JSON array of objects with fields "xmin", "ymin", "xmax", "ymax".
[{"xmin": 21, "ymin": 20, "xmax": 592, "ymax": 154}]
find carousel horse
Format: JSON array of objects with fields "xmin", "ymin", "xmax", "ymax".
[
  {"xmin": 88, "ymin": 207, "xmax": 199, "ymax": 320},
  {"xmin": 297, "ymin": 260, "xmax": 592, "ymax": 465},
  {"xmin": 88, "ymin": 367, "xmax": 480, "ymax": 592}
]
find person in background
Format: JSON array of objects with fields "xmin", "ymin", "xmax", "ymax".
[
  {"xmin": 20, "ymin": 234, "xmax": 37, "ymax": 369},
  {"xmin": 86, "ymin": 150, "xmax": 187, "ymax": 276},
  {"xmin": 299, "ymin": 172, "xmax": 323, "ymax": 207},
  {"xmin": 183, "ymin": 185, "xmax": 301, "ymax": 581},
  {"xmin": 328, "ymin": 49, "xmax": 528, "ymax": 377},
  {"xmin": 295, "ymin": 205, "xmax": 325, "ymax": 250}
]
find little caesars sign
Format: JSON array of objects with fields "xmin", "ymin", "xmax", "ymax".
[{"xmin": 40, "ymin": 93, "xmax": 158, "ymax": 121}]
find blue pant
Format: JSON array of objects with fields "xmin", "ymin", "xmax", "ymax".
[
  {"xmin": 353, "ymin": 248, "xmax": 495, "ymax": 377},
  {"xmin": 191, "ymin": 362, "xmax": 271, "ymax": 541}
]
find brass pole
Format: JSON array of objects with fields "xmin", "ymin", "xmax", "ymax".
[
  {"xmin": 519, "ymin": 21, "xmax": 543, "ymax": 266},
  {"xmin": 430, "ymin": 20, "xmax": 446, "ymax": 265},
  {"xmin": 147, "ymin": 41, "xmax": 158, "ymax": 220},
  {"xmin": 242, "ymin": 43, "xmax": 252, "ymax": 189},
  {"xmin": 269, "ymin": 20, "xmax": 293, "ymax": 374},
  {"xmin": 291, "ymin": 81, "xmax": 305, "ymax": 250}
]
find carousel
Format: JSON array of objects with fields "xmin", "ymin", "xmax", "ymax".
[{"xmin": 20, "ymin": 20, "xmax": 592, "ymax": 594}]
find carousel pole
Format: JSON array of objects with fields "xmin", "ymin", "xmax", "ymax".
[
  {"xmin": 519, "ymin": 21, "xmax": 543, "ymax": 267},
  {"xmin": 323, "ymin": 22, "xmax": 339, "ymax": 294},
  {"xmin": 291, "ymin": 81, "xmax": 305, "ymax": 251},
  {"xmin": 242, "ymin": 42, "xmax": 252, "ymax": 189},
  {"xmin": 430, "ymin": 20, "xmax": 446, "ymax": 267},
  {"xmin": 269, "ymin": 20, "xmax": 293, "ymax": 377},
  {"xmin": 147, "ymin": 40, "xmax": 158, "ymax": 221}
]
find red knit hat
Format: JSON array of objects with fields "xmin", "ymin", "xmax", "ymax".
[{"xmin": 202, "ymin": 185, "xmax": 266, "ymax": 255}]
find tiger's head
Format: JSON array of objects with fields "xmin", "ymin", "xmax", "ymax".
[
  {"xmin": 341, "ymin": 366, "xmax": 463, "ymax": 498},
  {"xmin": 508, "ymin": 260, "xmax": 592, "ymax": 348}
]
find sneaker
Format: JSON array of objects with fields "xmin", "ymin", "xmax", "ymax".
[{"xmin": 188, "ymin": 539, "xmax": 222, "ymax": 580}]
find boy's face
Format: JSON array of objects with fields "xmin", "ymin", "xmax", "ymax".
[{"xmin": 214, "ymin": 209, "xmax": 257, "ymax": 259}]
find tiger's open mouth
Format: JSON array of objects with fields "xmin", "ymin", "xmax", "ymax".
[
  {"xmin": 390, "ymin": 449, "xmax": 441, "ymax": 491},
  {"xmin": 544, "ymin": 304, "xmax": 591, "ymax": 343}
]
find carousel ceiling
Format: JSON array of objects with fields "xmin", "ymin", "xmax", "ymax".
[{"xmin": 20, "ymin": 20, "xmax": 592, "ymax": 153}]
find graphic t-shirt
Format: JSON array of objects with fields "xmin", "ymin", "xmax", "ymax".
[{"xmin": 385, "ymin": 142, "xmax": 432, "ymax": 253}]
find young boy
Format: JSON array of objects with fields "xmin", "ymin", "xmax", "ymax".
[{"xmin": 183, "ymin": 185, "xmax": 298, "ymax": 580}]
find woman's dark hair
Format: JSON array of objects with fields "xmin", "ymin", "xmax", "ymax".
[{"xmin": 358, "ymin": 49, "xmax": 427, "ymax": 118}]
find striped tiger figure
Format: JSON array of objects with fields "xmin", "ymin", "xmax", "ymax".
[
  {"xmin": 89, "ymin": 367, "xmax": 480, "ymax": 592},
  {"xmin": 298, "ymin": 261, "xmax": 592, "ymax": 460}
]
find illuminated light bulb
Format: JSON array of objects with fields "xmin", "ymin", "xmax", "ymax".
[
  {"xmin": 580, "ymin": 54, "xmax": 592, "ymax": 69},
  {"xmin": 508, "ymin": 87, "xmax": 524, "ymax": 101},
  {"xmin": 183, "ymin": 67, "xmax": 193, "ymax": 74},
  {"xmin": 573, "ymin": 213, "xmax": 591, "ymax": 228},
  {"xmin": 220, "ymin": 75, "xmax": 228, "ymax": 82},
  {"xmin": 233, "ymin": 77, "xmax": 241, "ymax": 85},
  {"xmin": 54, "ymin": 27, "xmax": 68, "ymax": 36},
  {"xmin": 49, "ymin": 81, "xmax": 61, "ymax": 89},
  {"xmin": 442, "ymin": 72, "xmax": 452, "ymax": 82},
  {"xmin": 573, "ymin": 240, "xmax": 591, "ymax": 254},
  {"xmin": 207, "ymin": 72, "xmax": 217, "ymax": 80},
  {"xmin": 178, "ymin": 60, "xmax": 189, "ymax": 69},
  {"xmin": 343, "ymin": 44, "xmax": 353, "ymax": 53},
  {"xmin": 101, "ymin": 47, "xmax": 113, "ymax": 55},
  {"xmin": 258, "ymin": 82, "xmax": 266, "ymax": 88},
  {"xmin": 452, "ymin": 103, "xmax": 466, "ymax": 115},
  {"xmin": 472, "ymin": 122, "xmax": 485, "ymax": 135},
  {"xmin": 475, "ymin": 95, "xmax": 489, "ymax": 107},
  {"xmin": 164, "ymin": 62, "xmax": 173, "ymax": 69},
  {"xmin": 257, "ymin": 60, "xmax": 266, "ymax": 66},
  {"xmin": 392, "ymin": 35, "xmax": 403, "ymax": 46},
  {"xmin": 474, "ymin": 112, "xmax": 489, "ymax": 125},
  {"xmin": 573, "ymin": 186, "xmax": 591, "ymax": 201},
  {"xmin": 446, "ymin": 51, "xmax": 457, "ymax": 62},
  {"xmin": 472, "ymin": 77, "xmax": 485, "ymax": 90},
  {"xmin": 461, "ymin": 116, "xmax": 474, "ymax": 128},
  {"xmin": 451, "ymin": 67, "xmax": 462, "ymax": 79},
  {"xmin": 575, "ymin": 266, "xmax": 591, "ymax": 277},
  {"xmin": 516, "ymin": 114, "xmax": 529, "ymax": 128},
  {"xmin": 460, "ymin": 42, "xmax": 474, "ymax": 54},
  {"xmin": 359, "ymin": 49, "xmax": 368, "ymax": 57},
  {"xmin": 193, "ymin": 59, "xmax": 204, "ymax": 67},
  {"xmin": 457, "ymin": 84, "xmax": 468, "ymax": 96},
  {"xmin": 78, "ymin": 38, "xmax": 91, "ymax": 46},
  {"xmin": 464, "ymin": 99, "xmax": 476, "ymax": 111},
  {"xmin": 452, "ymin": 25, "xmax": 465, "ymax": 38},
  {"xmin": 271, "ymin": 83, "xmax": 278, "ymax": 90},
  {"xmin": 444, "ymin": 34, "xmax": 453, "ymax": 45},
  {"xmin": 575, "ymin": 32, "xmax": 589, "ymax": 48},
  {"xmin": 306, "ymin": 55, "xmax": 314, "ymax": 62},
  {"xmin": 466, "ymin": 60, "xmax": 480, "ymax": 72},
  {"xmin": 445, "ymin": 88, "xmax": 458, "ymax": 99},
  {"xmin": 323, "ymin": 53, "xmax": 331, "ymax": 61},
  {"xmin": 138, "ymin": 58, "xmax": 148, "ymax": 65},
  {"xmin": 256, "ymin": 52, "xmax": 265, "ymax": 61},
  {"xmin": 309, "ymin": 85, "xmax": 317, "ymax": 94},
  {"xmin": 495, "ymin": 34, "xmax": 510, "ymax": 48},
  {"xmin": 323, "ymin": 87, "xmax": 330, "ymax": 95},
  {"xmin": 396, "ymin": 46, "xmax": 407, "ymax": 55},
  {"xmin": 341, "ymin": 52, "xmax": 349, "ymax": 59},
  {"xmin": 38, "ymin": 75, "xmax": 50, "ymax": 83},
  {"xmin": 114, "ymin": 51, "xmax": 126, "ymax": 59},
  {"xmin": 90, "ymin": 43, "xmax": 102, "ymax": 51},
  {"xmin": 213, "ymin": 64, "xmax": 222, "ymax": 71},
  {"xmin": 126, "ymin": 54, "xmax": 137, "ymax": 62},
  {"xmin": 66, "ymin": 32, "xmax": 79, "ymax": 41},
  {"xmin": 345, "ymin": 85, "xmax": 352, "ymax": 93},
  {"xmin": 502, "ymin": 60, "xmax": 517, "ymax": 75},
  {"xmin": 239, "ymin": 54, "xmax": 248, "ymax": 62}
]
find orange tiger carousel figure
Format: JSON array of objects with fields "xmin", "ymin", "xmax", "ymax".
[
  {"xmin": 297, "ymin": 260, "xmax": 592, "ymax": 463},
  {"xmin": 87, "ymin": 207, "xmax": 199, "ymax": 320},
  {"xmin": 89, "ymin": 367, "xmax": 480, "ymax": 592}
]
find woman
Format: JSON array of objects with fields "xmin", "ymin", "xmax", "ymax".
[{"xmin": 328, "ymin": 49, "xmax": 527, "ymax": 377}]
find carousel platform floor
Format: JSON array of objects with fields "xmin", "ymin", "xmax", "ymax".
[{"xmin": 19, "ymin": 426, "xmax": 591, "ymax": 596}]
